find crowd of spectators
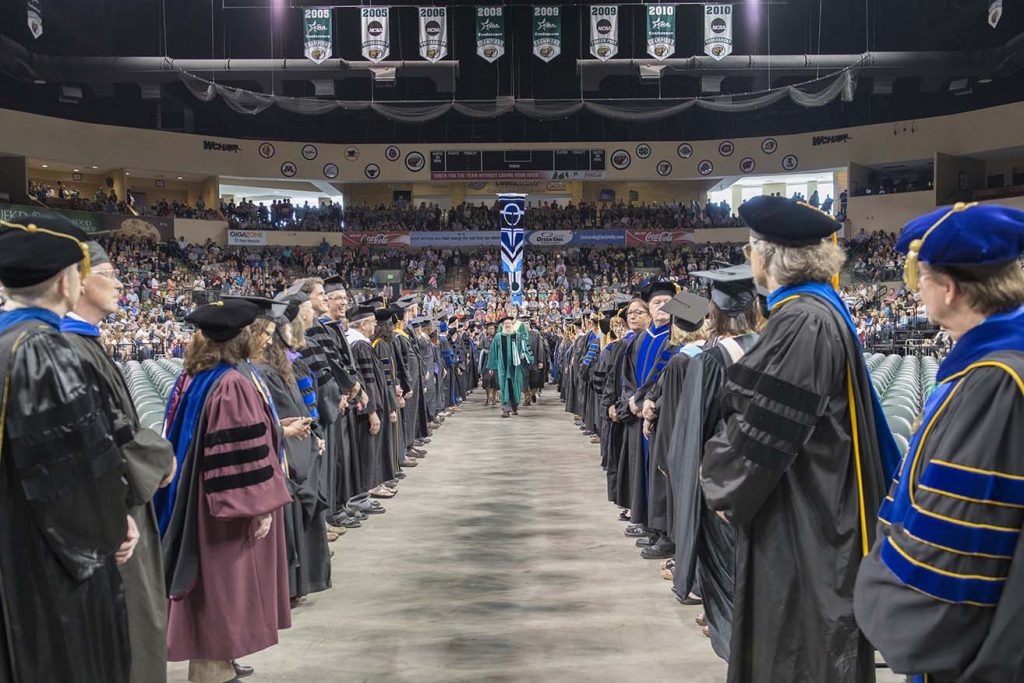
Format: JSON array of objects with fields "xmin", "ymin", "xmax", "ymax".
[
  {"xmin": 26, "ymin": 180, "xmax": 221, "ymax": 220},
  {"xmin": 846, "ymin": 229, "xmax": 903, "ymax": 282},
  {"xmin": 852, "ymin": 172, "xmax": 934, "ymax": 197}
]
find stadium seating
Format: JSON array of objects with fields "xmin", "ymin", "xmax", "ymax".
[{"xmin": 120, "ymin": 358, "xmax": 183, "ymax": 431}]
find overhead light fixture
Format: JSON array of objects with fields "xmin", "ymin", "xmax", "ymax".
[
  {"xmin": 41, "ymin": 164, "xmax": 48, "ymax": 168},
  {"xmin": 73, "ymin": 169, "xmax": 79, "ymax": 173},
  {"xmin": 125, "ymin": 172, "xmax": 131, "ymax": 176},
  {"xmin": 91, "ymin": 165, "xmax": 98, "ymax": 169},
  {"xmin": 177, "ymin": 176, "xmax": 183, "ymax": 180}
]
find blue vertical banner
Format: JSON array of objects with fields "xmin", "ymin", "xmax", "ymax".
[{"xmin": 498, "ymin": 193, "xmax": 526, "ymax": 306}]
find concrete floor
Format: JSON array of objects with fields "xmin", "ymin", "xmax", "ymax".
[{"xmin": 169, "ymin": 389, "xmax": 902, "ymax": 683}]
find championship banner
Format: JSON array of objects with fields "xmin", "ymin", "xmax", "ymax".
[
  {"xmin": 27, "ymin": 0, "xmax": 42, "ymax": 39},
  {"xmin": 532, "ymin": 6, "xmax": 562, "ymax": 63},
  {"xmin": 360, "ymin": 6, "xmax": 390, "ymax": 63},
  {"xmin": 475, "ymin": 6, "xmax": 505, "ymax": 62},
  {"xmin": 418, "ymin": 7, "xmax": 448, "ymax": 62},
  {"xmin": 646, "ymin": 4, "xmax": 676, "ymax": 60},
  {"xmin": 589, "ymin": 5, "xmax": 619, "ymax": 61},
  {"xmin": 303, "ymin": 8, "xmax": 332, "ymax": 64},
  {"xmin": 703, "ymin": 4, "xmax": 733, "ymax": 60},
  {"xmin": 499, "ymin": 193, "xmax": 526, "ymax": 305}
]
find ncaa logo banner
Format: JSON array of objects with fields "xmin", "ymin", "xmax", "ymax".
[
  {"xmin": 646, "ymin": 4, "xmax": 676, "ymax": 60},
  {"xmin": 361, "ymin": 6, "xmax": 390, "ymax": 64},
  {"xmin": 589, "ymin": 5, "xmax": 619, "ymax": 62},
  {"xmin": 703, "ymin": 4, "xmax": 733, "ymax": 61},
  {"xmin": 532, "ymin": 6, "xmax": 562, "ymax": 63},
  {"xmin": 476, "ymin": 6, "xmax": 505, "ymax": 63},
  {"xmin": 418, "ymin": 7, "xmax": 448, "ymax": 63},
  {"xmin": 499, "ymin": 193, "xmax": 527, "ymax": 305},
  {"xmin": 303, "ymin": 8, "xmax": 332, "ymax": 64}
]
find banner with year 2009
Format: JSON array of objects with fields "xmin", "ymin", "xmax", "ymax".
[
  {"xmin": 589, "ymin": 5, "xmax": 619, "ymax": 61},
  {"xmin": 303, "ymin": 8, "xmax": 332, "ymax": 64},
  {"xmin": 418, "ymin": 6, "xmax": 448, "ymax": 62},
  {"xmin": 532, "ymin": 6, "xmax": 562, "ymax": 63},
  {"xmin": 646, "ymin": 3, "xmax": 676, "ymax": 60},
  {"xmin": 360, "ymin": 6, "xmax": 390, "ymax": 63},
  {"xmin": 475, "ymin": 6, "xmax": 505, "ymax": 63},
  {"xmin": 703, "ymin": 4, "xmax": 733, "ymax": 60}
]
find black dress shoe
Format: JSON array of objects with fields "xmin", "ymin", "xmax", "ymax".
[
  {"xmin": 233, "ymin": 661, "xmax": 254, "ymax": 678},
  {"xmin": 640, "ymin": 542, "xmax": 676, "ymax": 560},
  {"xmin": 395, "ymin": 471, "xmax": 407, "ymax": 480},
  {"xmin": 364, "ymin": 505, "xmax": 386, "ymax": 515},
  {"xmin": 624, "ymin": 525, "xmax": 651, "ymax": 538},
  {"xmin": 671, "ymin": 587, "xmax": 703, "ymax": 605},
  {"xmin": 618, "ymin": 510, "xmax": 630, "ymax": 522},
  {"xmin": 635, "ymin": 533, "xmax": 660, "ymax": 548}
]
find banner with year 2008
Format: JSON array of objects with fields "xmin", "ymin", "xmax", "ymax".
[
  {"xmin": 361, "ymin": 6, "xmax": 390, "ymax": 63},
  {"xmin": 475, "ymin": 6, "xmax": 505, "ymax": 63}
]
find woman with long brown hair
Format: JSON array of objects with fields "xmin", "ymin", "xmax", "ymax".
[{"xmin": 161, "ymin": 299, "xmax": 292, "ymax": 683}]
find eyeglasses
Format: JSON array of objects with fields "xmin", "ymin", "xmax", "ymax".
[
  {"xmin": 92, "ymin": 270, "xmax": 121, "ymax": 282},
  {"xmin": 626, "ymin": 309, "xmax": 647, "ymax": 317}
]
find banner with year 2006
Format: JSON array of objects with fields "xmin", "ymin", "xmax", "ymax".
[
  {"xmin": 475, "ymin": 6, "xmax": 505, "ymax": 63},
  {"xmin": 532, "ymin": 6, "xmax": 562, "ymax": 63},
  {"xmin": 360, "ymin": 6, "xmax": 390, "ymax": 63},
  {"xmin": 646, "ymin": 4, "xmax": 676, "ymax": 60},
  {"xmin": 589, "ymin": 5, "xmax": 619, "ymax": 61},
  {"xmin": 303, "ymin": 8, "xmax": 332, "ymax": 64},
  {"xmin": 418, "ymin": 7, "xmax": 448, "ymax": 62},
  {"xmin": 703, "ymin": 4, "xmax": 733, "ymax": 60}
]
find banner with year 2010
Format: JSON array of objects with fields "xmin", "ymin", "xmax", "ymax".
[
  {"xmin": 589, "ymin": 5, "xmax": 619, "ymax": 61},
  {"xmin": 418, "ymin": 6, "xmax": 448, "ymax": 62},
  {"xmin": 703, "ymin": 4, "xmax": 733, "ymax": 60},
  {"xmin": 360, "ymin": 6, "xmax": 390, "ymax": 63},
  {"xmin": 303, "ymin": 8, "xmax": 332, "ymax": 64},
  {"xmin": 498, "ymin": 194, "xmax": 526, "ymax": 306},
  {"xmin": 646, "ymin": 3, "xmax": 676, "ymax": 60},
  {"xmin": 532, "ymin": 6, "xmax": 562, "ymax": 63},
  {"xmin": 475, "ymin": 6, "xmax": 505, "ymax": 63}
]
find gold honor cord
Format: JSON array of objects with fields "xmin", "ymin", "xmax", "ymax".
[
  {"xmin": 903, "ymin": 202, "xmax": 977, "ymax": 292},
  {"xmin": 0, "ymin": 219, "xmax": 91, "ymax": 279}
]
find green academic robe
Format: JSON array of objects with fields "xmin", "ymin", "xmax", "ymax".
[{"xmin": 486, "ymin": 326, "xmax": 534, "ymax": 405}]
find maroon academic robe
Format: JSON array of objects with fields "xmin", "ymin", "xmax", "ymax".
[{"xmin": 166, "ymin": 370, "xmax": 293, "ymax": 662}]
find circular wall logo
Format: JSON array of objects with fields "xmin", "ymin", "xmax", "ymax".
[
  {"xmin": 611, "ymin": 149, "xmax": 631, "ymax": 170},
  {"xmin": 368, "ymin": 21, "xmax": 384, "ymax": 37},
  {"xmin": 677, "ymin": 143, "xmax": 693, "ymax": 159},
  {"xmin": 718, "ymin": 140, "xmax": 734, "ymax": 157},
  {"xmin": 597, "ymin": 19, "xmax": 612, "ymax": 34},
  {"xmin": 405, "ymin": 151, "xmax": 425, "ymax": 172},
  {"xmin": 385, "ymin": 145, "xmax": 401, "ymax": 162},
  {"xmin": 323, "ymin": 163, "xmax": 339, "ymax": 179},
  {"xmin": 739, "ymin": 157, "xmax": 756, "ymax": 174},
  {"xmin": 761, "ymin": 138, "xmax": 778, "ymax": 155},
  {"xmin": 697, "ymin": 159, "xmax": 714, "ymax": 176},
  {"xmin": 345, "ymin": 147, "xmax": 360, "ymax": 161},
  {"xmin": 656, "ymin": 160, "xmax": 673, "ymax": 177},
  {"xmin": 781, "ymin": 154, "xmax": 799, "ymax": 171},
  {"xmin": 425, "ymin": 20, "xmax": 442, "ymax": 36},
  {"xmin": 364, "ymin": 163, "xmax": 381, "ymax": 179},
  {"xmin": 711, "ymin": 18, "xmax": 727, "ymax": 33},
  {"xmin": 301, "ymin": 144, "xmax": 318, "ymax": 161},
  {"xmin": 258, "ymin": 142, "xmax": 276, "ymax": 159},
  {"xmin": 636, "ymin": 143, "xmax": 652, "ymax": 159},
  {"xmin": 280, "ymin": 161, "xmax": 297, "ymax": 177}
]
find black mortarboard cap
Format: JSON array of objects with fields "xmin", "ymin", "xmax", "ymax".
[
  {"xmin": 689, "ymin": 265, "xmax": 757, "ymax": 316},
  {"xmin": 640, "ymin": 280, "xmax": 681, "ymax": 302},
  {"xmin": 374, "ymin": 307, "xmax": 397, "ymax": 322},
  {"xmin": 661, "ymin": 291, "xmax": 710, "ymax": 332},
  {"xmin": 738, "ymin": 195, "xmax": 840, "ymax": 246},
  {"xmin": 347, "ymin": 303, "xmax": 376, "ymax": 324},
  {"xmin": 496, "ymin": 315, "xmax": 513, "ymax": 325},
  {"xmin": 220, "ymin": 295, "xmax": 285, "ymax": 323},
  {"xmin": 186, "ymin": 299, "xmax": 262, "ymax": 342},
  {"xmin": 323, "ymin": 275, "xmax": 347, "ymax": 294},
  {"xmin": 0, "ymin": 210, "xmax": 91, "ymax": 287}
]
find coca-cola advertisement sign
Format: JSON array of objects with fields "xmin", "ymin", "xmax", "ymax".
[
  {"xmin": 341, "ymin": 231, "xmax": 411, "ymax": 248},
  {"xmin": 625, "ymin": 229, "xmax": 695, "ymax": 246}
]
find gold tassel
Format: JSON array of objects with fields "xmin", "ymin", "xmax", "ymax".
[{"xmin": 902, "ymin": 202, "xmax": 976, "ymax": 292}]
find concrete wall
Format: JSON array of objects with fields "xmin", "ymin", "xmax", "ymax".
[
  {"xmin": 175, "ymin": 218, "xmax": 228, "ymax": 244},
  {"xmin": 846, "ymin": 191, "xmax": 935, "ymax": 234}
]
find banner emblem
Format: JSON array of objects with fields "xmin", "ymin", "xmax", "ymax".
[
  {"xmin": 646, "ymin": 4, "xmax": 676, "ymax": 60},
  {"xmin": 361, "ymin": 7, "xmax": 390, "ymax": 63},
  {"xmin": 303, "ymin": 8, "xmax": 332, "ymax": 64},
  {"xmin": 27, "ymin": 0, "xmax": 42, "ymax": 39},
  {"xmin": 418, "ymin": 7, "xmax": 448, "ymax": 62},
  {"xmin": 533, "ymin": 6, "xmax": 562, "ymax": 62},
  {"xmin": 589, "ymin": 5, "xmax": 619, "ymax": 61},
  {"xmin": 475, "ymin": 6, "xmax": 505, "ymax": 62},
  {"xmin": 703, "ymin": 5, "xmax": 733, "ymax": 60}
]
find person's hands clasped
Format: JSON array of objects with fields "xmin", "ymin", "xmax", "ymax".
[
  {"xmin": 369, "ymin": 412, "xmax": 381, "ymax": 435},
  {"xmin": 114, "ymin": 515, "xmax": 140, "ymax": 565},
  {"xmin": 642, "ymin": 399, "xmax": 657, "ymax": 421},
  {"xmin": 389, "ymin": 411, "xmax": 398, "ymax": 424},
  {"xmin": 281, "ymin": 416, "xmax": 312, "ymax": 440},
  {"xmin": 252, "ymin": 513, "xmax": 273, "ymax": 540}
]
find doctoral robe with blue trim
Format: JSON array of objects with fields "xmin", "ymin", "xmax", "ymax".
[{"xmin": 855, "ymin": 307, "xmax": 1024, "ymax": 683}]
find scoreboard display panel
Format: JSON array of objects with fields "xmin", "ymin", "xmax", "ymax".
[{"xmin": 430, "ymin": 149, "xmax": 606, "ymax": 180}]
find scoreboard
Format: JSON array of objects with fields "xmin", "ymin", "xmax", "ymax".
[{"xmin": 430, "ymin": 149, "xmax": 606, "ymax": 180}]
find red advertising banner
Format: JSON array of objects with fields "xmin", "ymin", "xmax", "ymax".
[
  {"xmin": 624, "ymin": 229, "xmax": 696, "ymax": 247},
  {"xmin": 340, "ymin": 231, "xmax": 411, "ymax": 248}
]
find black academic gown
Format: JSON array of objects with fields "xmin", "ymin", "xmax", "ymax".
[
  {"xmin": 600, "ymin": 333, "xmax": 633, "ymax": 503},
  {"xmin": 351, "ymin": 334, "xmax": 394, "ymax": 490},
  {"xmin": 701, "ymin": 294, "xmax": 888, "ymax": 683},
  {"xmin": 526, "ymin": 328, "xmax": 547, "ymax": 390},
  {"xmin": 855, "ymin": 349, "xmax": 1024, "ymax": 683},
  {"xmin": 257, "ymin": 361, "xmax": 331, "ymax": 598},
  {"xmin": 372, "ymin": 335, "xmax": 404, "ymax": 474},
  {"xmin": 0, "ymin": 317, "xmax": 130, "ymax": 683},
  {"xmin": 302, "ymin": 322, "xmax": 347, "ymax": 512},
  {"xmin": 64, "ymin": 327, "xmax": 175, "ymax": 683},
  {"xmin": 395, "ymin": 329, "xmax": 420, "ymax": 451}
]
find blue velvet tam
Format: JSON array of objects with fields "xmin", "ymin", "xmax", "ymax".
[
  {"xmin": 438, "ymin": 322, "xmax": 449, "ymax": 333},
  {"xmin": 897, "ymin": 202, "xmax": 1024, "ymax": 267}
]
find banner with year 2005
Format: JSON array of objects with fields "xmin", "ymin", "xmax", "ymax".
[
  {"xmin": 646, "ymin": 4, "xmax": 676, "ymax": 60},
  {"xmin": 418, "ymin": 7, "xmax": 448, "ymax": 62},
  {"xmin": 532, "ymin": 6, "xmax": 562, "ymax": 63},
  {"xmin": 475, "ymin": 6, "xmax": 505, "ymax": 63},
  {"xmin": 360, "ymin": 6, "xmax": 390, "ymax": 63},
  {"xmin": 303, "ymin": 8, "xmax": 332, "ymax": 64},
  {"xmin": 589, "ymin": 5, "xmax": 619, "ymax": 61},
  {"xmin": 703, "ymin": 4, "xmax": 733, "ymax": 60}
]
